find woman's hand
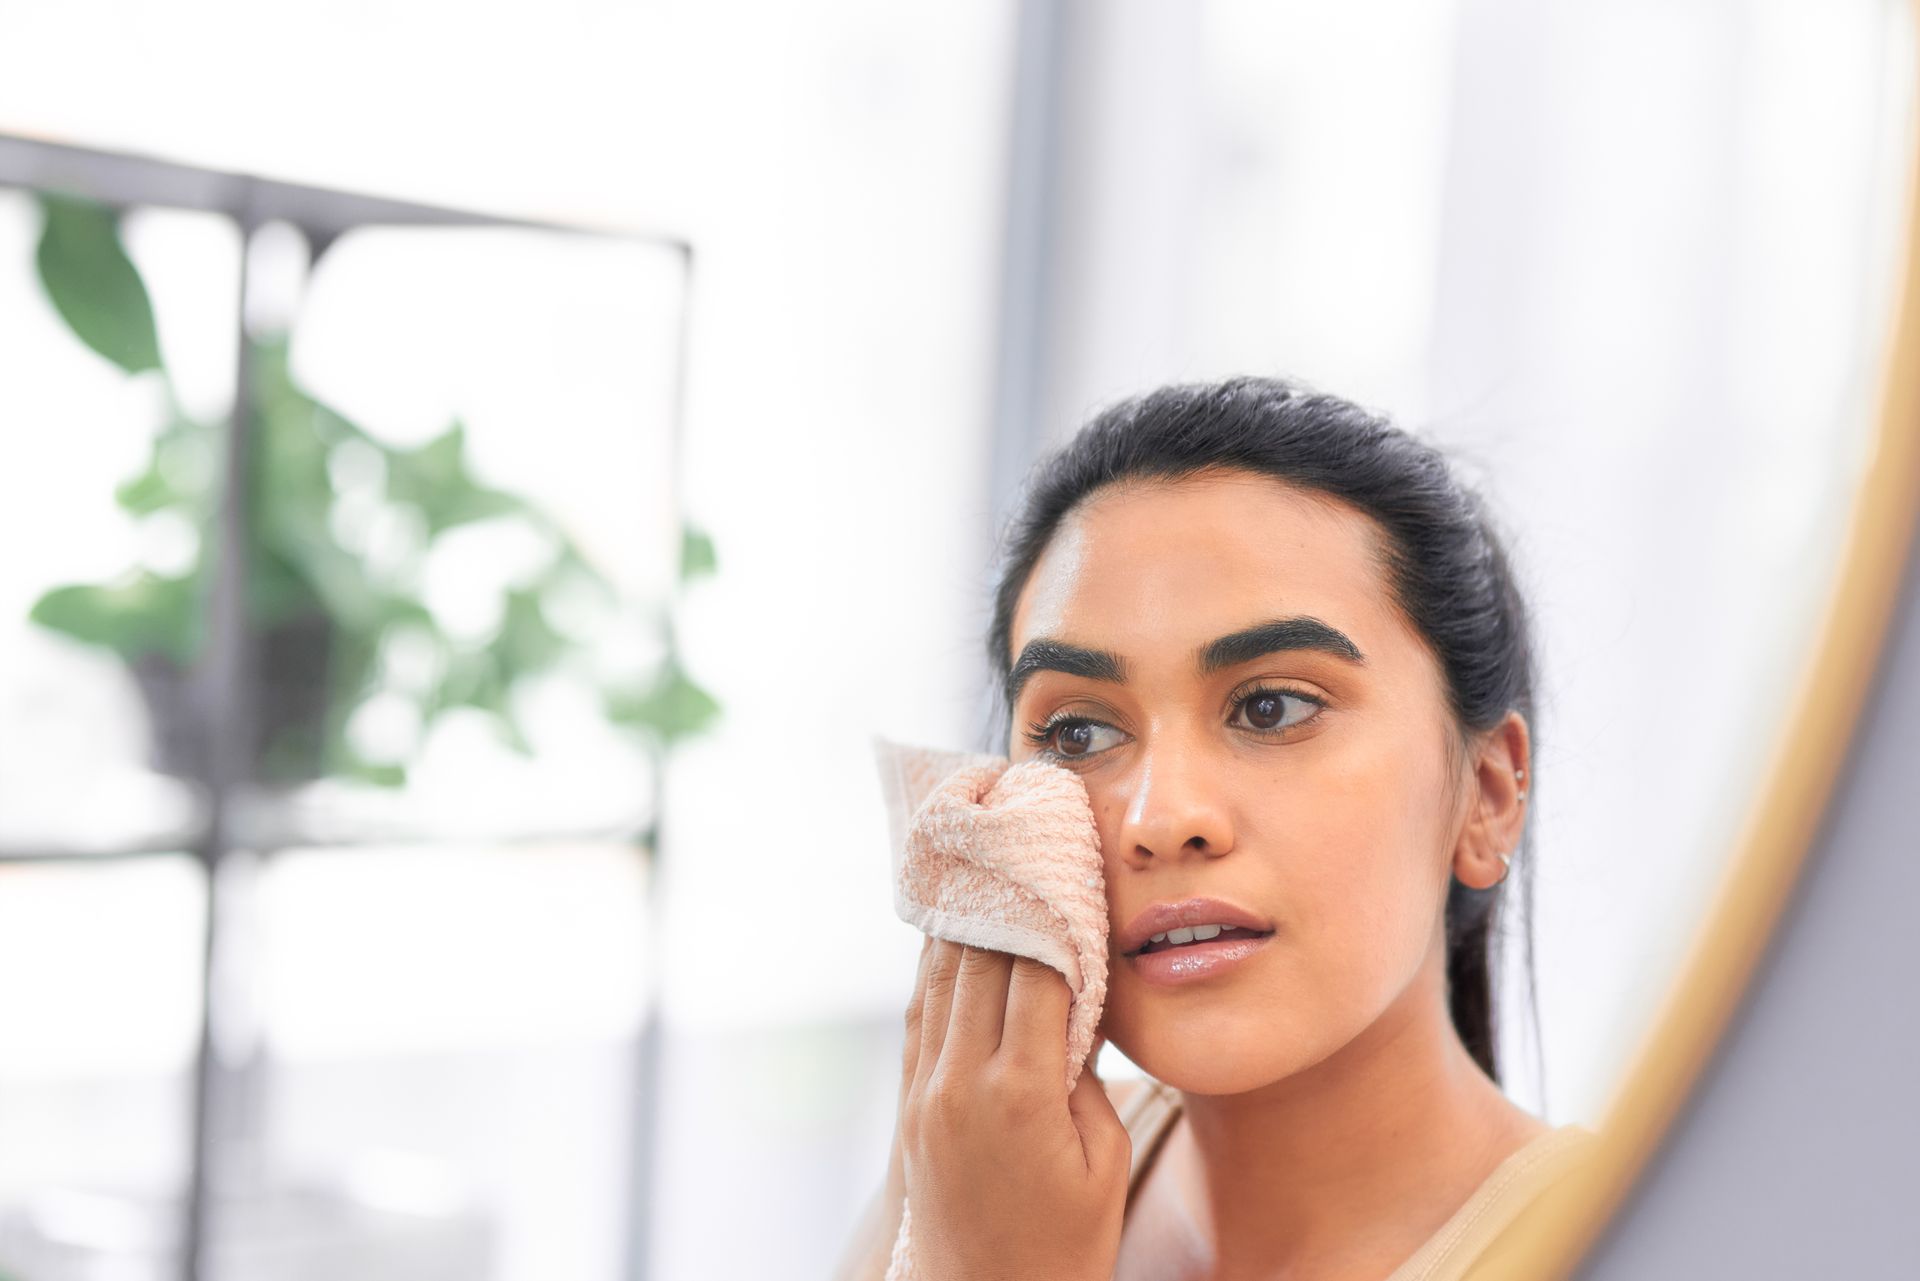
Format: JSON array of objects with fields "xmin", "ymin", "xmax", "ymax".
[{"xmin": 897, "ymin": 935, "xmax": 1131, "ymax": 1281}]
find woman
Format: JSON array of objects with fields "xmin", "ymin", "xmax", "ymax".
[{"xmin": 837, "ymin": 376, "xmax": 1597, "ymax": 1281}]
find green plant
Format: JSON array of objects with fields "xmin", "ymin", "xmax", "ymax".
[{"xmin": 25, "ymin": 190, "xmax": 719, "ymax": 786}]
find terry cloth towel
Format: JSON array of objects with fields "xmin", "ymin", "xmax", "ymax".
[{"xmin": 870, "ymin": 735, "xmax": 1111, "ymax": 1281}]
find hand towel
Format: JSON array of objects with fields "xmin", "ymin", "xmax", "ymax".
[{"xmin": 871, "ymin": 735, "xmax": 1111, "ymax": 1281}]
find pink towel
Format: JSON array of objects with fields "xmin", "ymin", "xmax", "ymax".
[{"xmin": 871, "ymin": 735, "xmax": 1111, "ymax": 1281}]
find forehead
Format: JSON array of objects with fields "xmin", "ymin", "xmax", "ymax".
[{"xmin": 1008, "ymin": 471, "xmax": 1395, "ymax": 667}]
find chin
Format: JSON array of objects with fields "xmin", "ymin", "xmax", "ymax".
[
  {"xmin": 1106, "ymin": 990, "xmax": 1344, "ymax": 1097},
  {"xmin": 1136, "ymin": 1052, "xmax": 1278, "ymax": 1097}
]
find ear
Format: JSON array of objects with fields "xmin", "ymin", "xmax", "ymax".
[{"xmin": 1451, "ymin": 711, "xmax": 1530, "ymax": 890}]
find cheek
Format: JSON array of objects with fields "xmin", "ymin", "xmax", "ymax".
[
  {"xmin": 1285, "ymin": 832, "xmax": 1439, "ymax": 1009},
  {"xmin": 1283, "ymin": 756, "xmax": 1447, "ymax": 992}
]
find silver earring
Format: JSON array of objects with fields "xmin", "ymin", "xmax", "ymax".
[{"xmin": 1502, "ymin": 769, "xmax": 1525, "ymax": 881}]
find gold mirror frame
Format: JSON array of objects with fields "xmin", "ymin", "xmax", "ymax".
[{"xmin": 1469, "ymin": 7, "xmax": 1920, "ymax": 1277}]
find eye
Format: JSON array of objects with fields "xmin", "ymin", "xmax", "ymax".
[
  {"xmin": 1229, "ymin": 685, "xmax": 1325, "ymax": 735},
  {"xmin": 1023, "ymin": 685, "xmax": 1326, "ymax": 764},
  {"xmin": 1023, "ymin": 714, "xmax": 1128, "ymax": 762}
]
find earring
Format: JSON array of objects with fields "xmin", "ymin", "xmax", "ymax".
[
  {"xmin": 1500, "ymin": 769, "xmax": 1525, "ymax": 883},
  {"xmin": 1490, "ymin": 847, "xmax": 1513, "ymax": 887}
]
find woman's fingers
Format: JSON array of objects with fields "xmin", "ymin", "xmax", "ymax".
[
  {"xmin": 901, "ymin": 933, "xmax": 934, "ymax": 1088},
  {"xmin": 894, "ymin": 938, "xmax": 1131, "ymax": 1281},
  {"xmin": 1000, "ymin": 954, "xmax": 1072, "ymax": 1078},
  {"xmin": 946, "ymin": 944, "xmax": 1014, "ymax": 1064},
  {"xmin": 914, "ymin": 938, "xmax": 963, "ymax": 1086},
  {"xmin": 911, "ymin": 940, "xmax": 1067, "ymax": 1086}
]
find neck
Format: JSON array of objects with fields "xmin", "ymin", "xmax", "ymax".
[{"xmin": 1170, "ymin": 936, "xmax": 1544, "ymax": 1281}]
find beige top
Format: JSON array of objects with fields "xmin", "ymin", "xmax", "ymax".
[{"xmin": 1114, "ymin": 1076, "xmax": 1601, "ymax": 1281}]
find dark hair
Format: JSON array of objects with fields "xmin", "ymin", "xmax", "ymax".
[{"xmin": 983, "ymin": 375, "xmax": 1539, "ymax": 1086}]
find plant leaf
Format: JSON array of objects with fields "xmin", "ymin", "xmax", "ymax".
[
  {"xmin": 605, "ymin": 652, "xmax": 721, "ymax": 747},
  {"xmin": 385, "ymin": 421, "xmax": 527, "ymax": 536},
  {"xmin": 680, "ymin": 522, "xmax": 717, "ymax": 582},
  {"xmin": 34, "ymin": 191, "xmax": 162, "ymax": 375},
  {"xmin": 496, "ymin": 587, "xmax": 568, "ymax": 675},
  {"xmin": 28, "ymin": 572, "xmax": 202, "ymax": 664}
]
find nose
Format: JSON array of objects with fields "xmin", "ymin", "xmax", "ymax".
[{"xmin": 1114, "ymin": 733, "xmax": 1235, "ymax": 866}]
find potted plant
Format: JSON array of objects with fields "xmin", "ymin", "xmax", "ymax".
[{"xmin": 24, "ymin": 190, "xmax": 718, "ymax": 790}]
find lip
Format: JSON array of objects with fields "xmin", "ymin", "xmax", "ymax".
[
  {"xmin": 1128, "ymin": 932, "xmax": 1273, "ymax": 986},
  {"xmin": 1115, "ymin": 896, "xmax": 1275, "ymax": 957}
]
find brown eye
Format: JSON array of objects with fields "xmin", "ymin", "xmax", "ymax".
[
  {"xmin": 1244, "ymin": 692, "xmax": 1286, "ymax": 730},
  {"xmin": 1023, "ymin": 716, "xmax": 1126, "ymax": 761},
  {"xmin": 1230, "ymin": 687, "xmax": 1323, "ymax": 735}
]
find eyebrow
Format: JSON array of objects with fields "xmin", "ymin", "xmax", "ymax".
[{"xmin": 1005, "ymin": 615, "xmax": 1368, "ymax": 708}]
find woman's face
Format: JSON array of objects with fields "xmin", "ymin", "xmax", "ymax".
[{"xmin": 1005, "ymin": 469, "xmax": 1478, "ymax": 1095}]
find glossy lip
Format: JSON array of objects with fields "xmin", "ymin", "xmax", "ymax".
[
  {"xmin": 1128, "ymin": 933, "xmax": 1273, "ymax": 986},
  {"xmin": 1116, "ymin": 896, "xmax": 1275, "ymax": 957}
]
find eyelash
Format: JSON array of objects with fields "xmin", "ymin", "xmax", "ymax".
[{"xmin": 1021, "ymin": 685, "xmax": 1327, "ymax": 763}]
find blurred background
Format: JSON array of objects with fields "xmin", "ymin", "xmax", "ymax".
[{"xmin": 0, "ymin": 2, "xmax": 1912, "ymax": 1279}]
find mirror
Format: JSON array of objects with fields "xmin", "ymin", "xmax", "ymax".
[
  {"xmin": 845, "ymin": 3, "xmax": 1919, "ymax": 1278},
  {"xmin": 1009, "ymin": 0, "xmax": 1918, "ymax": 1132}
]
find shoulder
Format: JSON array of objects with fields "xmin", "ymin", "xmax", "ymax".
[
  {"xmin": 1443, "ymin": 1125, "xmax": 1604, "ymax": 1281},
  {"xmin": 1399, "ymin": 1124, "xmax": 1603, "ymax": 1281}
]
